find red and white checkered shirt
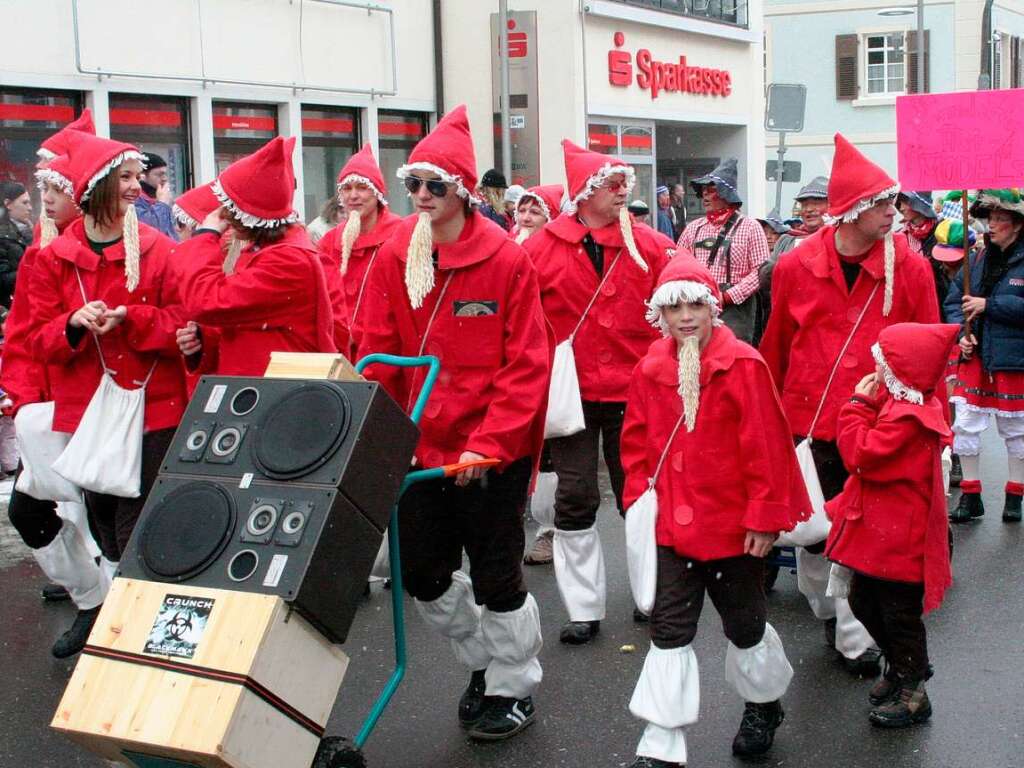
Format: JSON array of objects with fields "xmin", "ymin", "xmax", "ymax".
[{"xmin": 677, "ymin": 214, "xmax": 771, "ymax": 305}]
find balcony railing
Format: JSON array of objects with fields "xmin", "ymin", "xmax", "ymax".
[{"xmin": 611, "ymin": 0, "xmax": 748, "ymax": 28}]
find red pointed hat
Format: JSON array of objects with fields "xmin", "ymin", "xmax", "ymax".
[
  {"xmin": 337, "ymin": 143, "xmax": 388, "ymax": 205},
  {"xmin": 397, "ymin": 105, "xmax": 480, "ymax": 203},
  {"xmin": 213, "ymin": 136, "xmax": 299, "ymax": 228},
  {"xmin": 517, "ymin": 184, "xmax": 565, "ymax": 222},
  {"xmin": 37, "ymin": 108, "xmax": 95, "ymax": 160},
  {"xmin": 827, "ymin": 133, "xmax": 900, "ymax": 221},
  {"xmin": 873, "ymin": 323, "xmax": 960, "ymax": 403},
  {"xmin": 173, "ymin": 182, "xmax": 220, "ymax": 229},
  {"xmin": 646, "ymin": 252, "xmax": 721, "ymax": 326},
  {"xmin": 57, "ymin": 131, "xmax": 144, "ymax": 205},
  {"xmin": 562, "ymin": 139, "xmax": 635, "ymax": 212}
]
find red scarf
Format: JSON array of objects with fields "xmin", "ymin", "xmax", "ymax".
[
  {"xmin": 705, "ymin": 205, "xmax": 738, "ymax": 228},
  {"xmin": 906, "ymin": 218, "xmax": 937, "ymax": 241}
]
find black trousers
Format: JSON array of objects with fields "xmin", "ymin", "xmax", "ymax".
[
  {"xmin": 397, "ymin": 456, "xmax": 532, "ymax": 611},
  {"xmin": 549, "ymin": 400, "xmax": 626, "ymax": 530},
  {"xmin": 650, "ymin": 547, "xmax": 768, "ymax": 651},
  {"xmin": 84, "ymin": 428, "xmax": 175, "ymax": 561},
  {"xmin": 848, "ymin": 573, "xmax": 929, "ymax": 681},
  {"xmin": 7, "ymin": 463, "xmax": 62, "ymax": 549}
]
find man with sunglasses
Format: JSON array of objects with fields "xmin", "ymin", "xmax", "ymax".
[
  {"xmin": 354, "ymin": 105, "xmax": 550, "ymax": 742},
  {"xmin": 760, "ymin": 133, "xmax": 940, "ymax": 678},
  {"xmin": 523, "ymin": 139, "xmax": 675, "ymax": 647}
]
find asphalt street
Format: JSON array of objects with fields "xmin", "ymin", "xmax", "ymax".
[{"xmin": 1, "ymin": 427, "xmax": 1022, "ymax": 768}]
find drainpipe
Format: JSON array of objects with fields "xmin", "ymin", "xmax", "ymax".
[
  {"xmin": 432, "ymin": 0, "xmax": 445, "ymax": 115},
  {"xmin": 979, "ymin": 0, "xmax": 995, "ymax": 89}
]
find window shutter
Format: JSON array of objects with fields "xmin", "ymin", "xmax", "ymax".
[
  {"xmin": 907, "ymin": 29, "xmax": 930, "ymax": 93},
  {"xmin": 836, "ymin": 34, "xmax": 859, "ymax": 100}
]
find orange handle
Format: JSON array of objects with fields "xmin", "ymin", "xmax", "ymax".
[{"xmin": 441, "ymin": 457, "xmax": 501, "ymax": 477}]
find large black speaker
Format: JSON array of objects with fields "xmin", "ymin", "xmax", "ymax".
[{"xmin": 119, "ymin": 376, "xmax": 419, "ymax": 643}]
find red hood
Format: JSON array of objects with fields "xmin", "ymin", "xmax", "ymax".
[
  {"xmin": 354, "ymin": 208, "xmax": 402, "ymax": 251},
  {"xmin": 546, "ymin": 211, "xmax": 629, "ymax": 248},
  {"xmin": 392, "ymin": 209, "xmax": 512, "ymax": 270},
  {"xmin": 50, "ymin": 217, "xmax": 165, "ymax": 270}
]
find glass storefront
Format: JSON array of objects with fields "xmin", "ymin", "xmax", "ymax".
[
  {"xmin": 301, "ymin": 105, "xmax": 359, "ymax": 223},
  {"xmin": 213, "ymin": 101, "xmax": 278, "ymax": 174},
  {"xmin": 587, "ymin": 119, "xmax": 655, "ymax": 214},
  {"xmin": 109, "ymin": 93, "xmax": 192, "ymax": 197},
  {"xmin": 378, "ymin": 110, "xmax": 429, "ymax": 218}
]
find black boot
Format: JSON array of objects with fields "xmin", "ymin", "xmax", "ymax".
[
  {"xmin": 1003, "ymin": 492, "xmax": 1023, "ymax": 522},
  {"xmin": 458, "ymin": 669, "xmax": 488, "ymax": 728},
  {"xmin": 41, "ymin": 583, "xmax": 71, "ymax": 602},
  {"xmin": 949, "ymin": 454, "xmax": 962, "ymax": 487},
  {"xmin": 559, "ymin": 619, "xmax": 600, "ymax": 645},
  {"xmin": 732, "ymin": 700, "xmax": 784, "ymax": 758},
  {"xmin": 632, "ymin": 607, "xmax": 650, "ymax": 624},
  {"xmin": 51, "ymin": 606, "xmax": 101, "ymax": 659},
  {"xmin": 869, "ymin": 679, "xmax": 932, "ymax": 728},
  {"xmin": 950, "ymin": 492, "xmax": 983, "ymax": 523}
]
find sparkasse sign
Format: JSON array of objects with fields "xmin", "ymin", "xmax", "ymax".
[{"xmin": 607, "ymin": 32, "xmax": 732, "ymax": 100}]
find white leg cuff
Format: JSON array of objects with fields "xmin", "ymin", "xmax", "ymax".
[
  {"xmin": 834, "ymin": 597, "xmax": 876, "ymax": 659},
  {"xmin": 414, "ymin": 570, "xmax": 491, "ymax": 671},
  {"xmin": 796, "ymin": 547, "xmax": 836, "ymax": 620},
  {"xmin": 637, "ymin": 722, "xmax": 688, "ymax": 764},
  {"xmin": 553, "ymin": 526, "xmax": 606, "ymax": 622},
  {"xmin": 629, "ymin": 643, "xmax": 700, "ymax": 728},
  {"xmin": 481, "ymin": 593, "xmax": 543, "ymax": 699},
  {"xmin": 56, "ymin": 501, "xmax": 100, "ymax": 560},
  {"xmin": 31, "ymin": 521, "xmax": 104, "ymax": 610},
  {"xmin": 725, "ymin": 623, "xmax": 793, "ymax": 703}
]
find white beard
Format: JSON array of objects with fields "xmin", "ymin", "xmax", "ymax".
[
  {"xmin": 340, "ymin": 211, "xmax": 362, "ymax": 275},
  {"xmin": 405, "ymin": 211, "xmax": 435, "ymax": 309},
  {"xmin": 678, "ymin": 335, "xmax": 701, "ymax": 432}
]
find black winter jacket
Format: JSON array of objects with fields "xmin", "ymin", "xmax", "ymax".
[{"xmin": 0, "ymin": 218, "xmax": 29, "ymax": 308}]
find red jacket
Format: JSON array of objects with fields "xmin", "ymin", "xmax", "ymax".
[
  {"xmin": 355, "ymin": 211, "xmax": 551, "ymax": 470},
  {"xmin": 760, "ymin": 227, "xmax": 939, "ymax": 441},
  {"xmin": 621, "ymin": 330, "xmax": 812, "ymax": 561},
  {"xmin": 524, "ymin": 215, "xmax": 673, "ymax": 402},
  {"xmin": 2, "ymin": 239, "xmax": 53, "ymax": 413},
  {"xmin": 317, "ymin": 209, "xmax": 401, "ymax": 358},
  {"xmin": 825, "ymin": 393, "xmax": 952, "ymax": 613},
  {"xmin": 179, "ymin": 226, "xmax": 336, "ymax": 376},
  {"xmin": 26, "ymin": 219, "xmax": 187, "ymax": 434}
]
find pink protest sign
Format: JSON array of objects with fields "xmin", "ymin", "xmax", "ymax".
[{"xmin": 896, "ymin": 89, "xmax": 1024, "ymax": 190}]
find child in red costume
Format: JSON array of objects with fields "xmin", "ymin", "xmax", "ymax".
[
  {"xmin": 620, "ymin": 257, "xmax": 810, "ymax": 768},
  {"xmin": 825, "ymin": 322, "xmax": 957, "ymax": 728}
]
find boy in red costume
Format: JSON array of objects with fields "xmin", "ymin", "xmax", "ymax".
[
  {"xmin": 620, "ymin": 258, "xmax": 810, "ymax": 767},
  {"xmin": 825, "ymin": 322, "xmax": 957, "ymax": 727}
]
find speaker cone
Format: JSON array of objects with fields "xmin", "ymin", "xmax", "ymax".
[
  {"xmin": 138, "ymin": 482, "xmax": 235, "ymax": 582},
  {"xmin": 253, "ymin": 383, "xmax": 351, "ymax": 480},
  {"xmin": 211, "ymin": 427, "xmax": 242, "ymax": 457},
  {"xmin": 246, "ymin": 503, "xmax": 279, "ymax": 537},
  {"xmin": 185, "ymin": 429, "xmax": 209, "ymax": 452}
]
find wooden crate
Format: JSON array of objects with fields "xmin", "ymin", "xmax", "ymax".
[
  {"xmin": 263, "ymin": 352, "xmax": 363, "ymax": 382},
  {"xmin": 52, "ymin": 578, "xmax": 348, "ymax": 768}
]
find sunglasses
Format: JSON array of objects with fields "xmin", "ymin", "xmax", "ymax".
[
  {"xmin": 602, "ymin": 180, "xmax": 628, "ymax": 193},
  {"xmin": 404, "ymin": 176, "xmax": 451, "ymax": 198}
]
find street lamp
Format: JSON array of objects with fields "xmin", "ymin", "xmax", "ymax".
[{"xmin": 877, "ymin": 2, "xmax": 925, "ymax": 93}]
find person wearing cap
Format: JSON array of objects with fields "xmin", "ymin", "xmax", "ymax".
[
  {"xmin": 897, "ymin": 190, "xmax": 939, "ymax": 257},
  {"xmin": 677, "ymin": 158, "xmax": 770, "ymax": 344},
  {"xmin": 316, "ymin": 143, "xmax": 402, "ymax": 358},
  {"xmin": 757, "ymin": 215, "xmax": 790, "ymax": 251},
  {"xmin": 178, "ymin": 136, "xmax": 336, "ymax": 377},
  {"xmin": 355, "ymin": 105, "xmax": 550, "ymax": 741},
  {"xmin": 26, "ymin": 132, "xmax": 186, "ymax": 656},
  {"xmin": 825, "ymin": 323, "xmax": 958, "ymax": 728},
  {"xmin": 523, "ymin": 139, "xmax": 674, "ymax": 646},
  {"xmin": 134, "ymin": 152, "xmax": 179, "ymax": 242},
  {"xmin": 628, "ymin": 199, "xmax": 650, "ymax": 223},
  {"xmin": 504, "ymin": 184, "xmax": 526, "ymax": 218},
  {"xmin": 656, "ymin": 185, "xmax": 675, "ymax": 240},
  {"xmin": 945, "ymin": 189, "xmax": 1024, "ymax": 524},
  {"xmin": 512, "ymin": 184, "xmax": 563, "ymax": 246},
  {"xmin": 620, "ymin": 257, "xmax": 809, "ymax": 767},
  {"xmin": 769, "ymin": 177, "xmax": 829, "ymax": 262},
  {"xmin": 477, "ymin": 168, "xmax": 511, "ymax": 231},
  {"xmin": 760, "ymin": 133, "xmax": 940, "ymax": 676}
]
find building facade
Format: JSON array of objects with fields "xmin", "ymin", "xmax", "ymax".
[{"xmin": 0, "ymin": 0, "xmax": 436, "ymax": 220}]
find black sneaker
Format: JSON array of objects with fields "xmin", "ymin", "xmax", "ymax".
[
  {"xmin": 467, "ymin": 696, "xmax": 535, "ymax": 741},
  {"xmin": 732, "ymin": 700, "xmax": 784, "ymax": 758},
  {"xmin": 559, "ymin": 619, "xmax": 600, "ymax": 645},
  {"xmin": 41, "ymin": 583, "xmax": 71, "ymax": 602},
  {"xmin": 52, "ymin": 606, "xmax": 101, "ymax": 659},
  {"xmin": 628, "ymin": 757, "xmax": 684, "ymax": 768},
  {"xmin": 869, "ymin": 680, "xmax": 932, "ymax": 728},
  {"xmin": 632, "ymin": 607, "xmax": 650, "ymax": 624},
  {"xmin": 1003, "ymin": 492, "xmax": 1022, "ymax": 522},
  {"xmin": 458, "ymin": 669, "xmax": 488, "ymax": 728},
  {"xmin": 844, "ymin": 647, "xmax": 883, "ymax": 677}
]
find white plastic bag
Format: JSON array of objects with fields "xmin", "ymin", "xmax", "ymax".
[
  {"xmin": 14, "ymin": 401, "xmax": 83, "ymax": 502},
  {"xmin": 624, "ymin": 486, "xmax": 659, "ymax": 614},
  {"xmin": 53, "ymin": 373, "xmax": 146, "ymax": 497},
  {"xmin": 544, "ymin": 340, "xmax": 585, "ymax": 439},
  {"xmin": 777, "ymin": 438, "xmax": 831, "ymax": 547},
  {"xmin": 530, "ymin": 471, "xmax": 558, "ymax": 527}
]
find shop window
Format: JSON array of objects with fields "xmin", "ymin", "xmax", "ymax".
[
  {"xmin": 587, "ymin": 123, "xmax": 619, "ymax": 155},
  {"xmin": 607, "ymin": 0, "xmax": 746, "ymax": 28},
  {"xmin": 378, "ymin": 110, "xmax": 429, "ymax": 217},
  {"xmin": 587, "ymin": 119, "xmax": 655, "ymax": 212},
  {"xmin": 110, "ymin": 94, "xmax": 192, "ymax": 197},
  {"xmin": 0, "ymin": 87, "xmax": 84, "ymax": 212},
  {"xmin": 621, "ymin": 126, "xmax": 653, "ymax": 157},
  {"xmin": 835, "ymin": 31, "xmax": 929, "ymax": 100},
  {"xmin": 301, "ymin": 105, "xmax": 360, "ymax": 223},
  {"xmin": 213, "ymin": 101, "xmax": 278, "ymax": 174}
]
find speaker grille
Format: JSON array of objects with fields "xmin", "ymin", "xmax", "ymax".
[
  {"xmin": 138, "ymin": 482, "xmax": 236, "ymax": 581},
  {"xmin": 253, "ymin": 384, "xmax": 351, "ymax": 480}
]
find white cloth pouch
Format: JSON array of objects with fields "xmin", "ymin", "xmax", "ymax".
[
  {"xmin": 544, "ymin": 339, "xmax": 585, "ymax": 439},
  {"xmin": 52, "ymin": 372, "xmax": 147, "ymax": 498},
  {"xmin": 777, "ymin": 438, "xmax": 831, "ymax": 547},
  {"xmin": 625, "ymin": 486, "xmax": 659, "ymax": 614},
  {"xmin": 14, "ymin": 401, "xmax": 83, "ymax": 502}
]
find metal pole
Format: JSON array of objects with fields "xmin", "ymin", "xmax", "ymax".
[
  {"xmin": 774, "ymin": 132, "xmax": 787, "ymax": 217},
  {"xmin": 499, "ymin": 0, "xmax": 513, "ymax": 182},
  {"xmin": 916, "ymin": 0, "xmax": 925, "ymax": 91}
]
